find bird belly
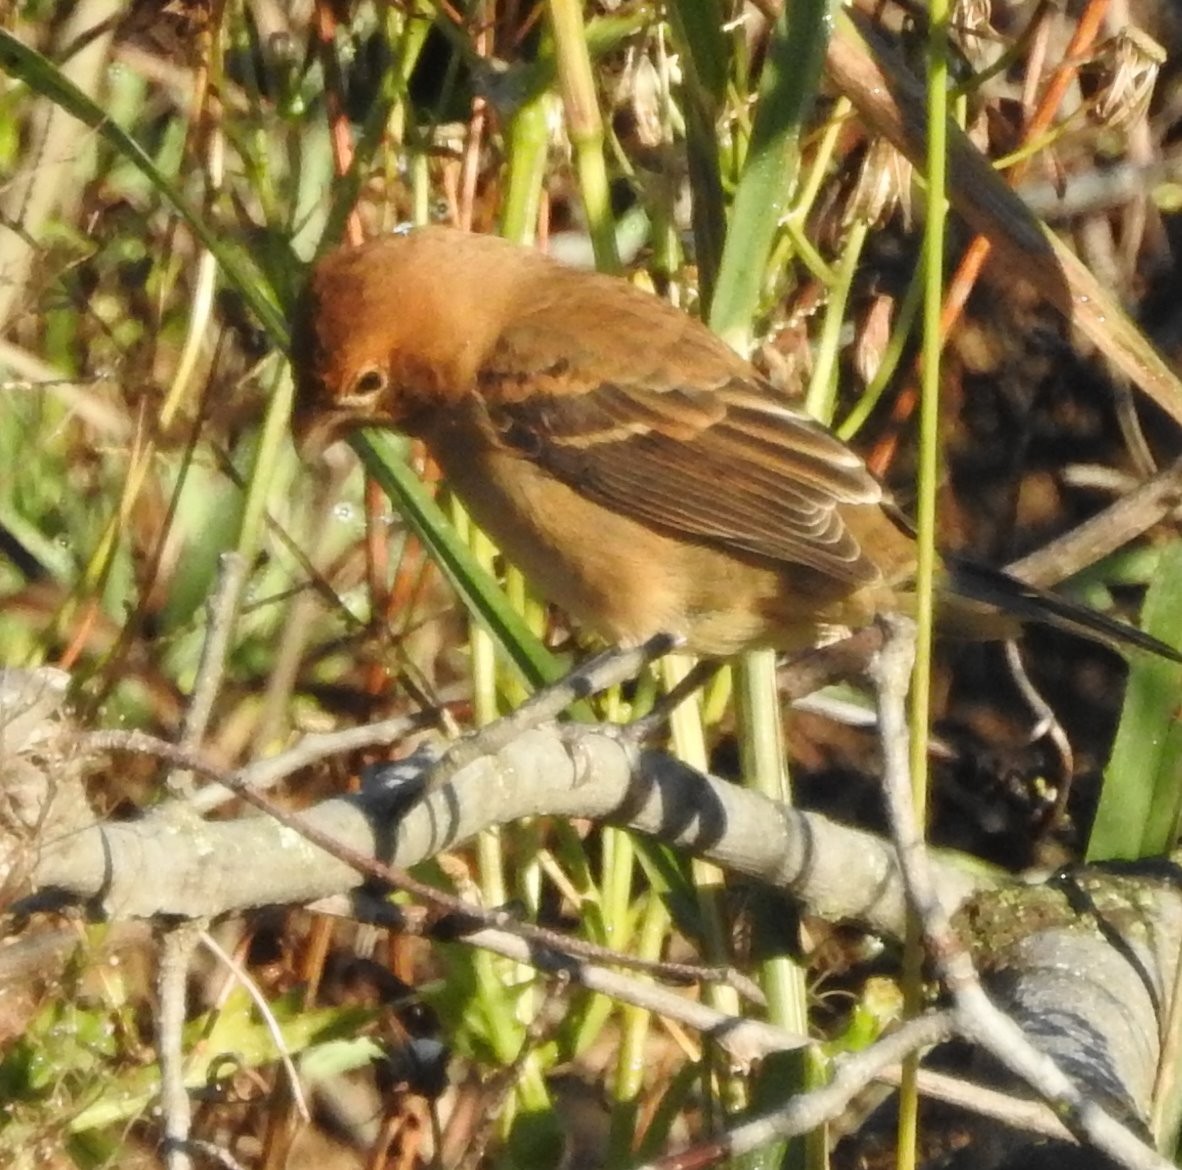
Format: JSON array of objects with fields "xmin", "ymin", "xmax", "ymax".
[
  {"xmin": 432, "ymin": 440, "xmax": 882, "ymax": 656},
  {"xmin": 435, "ymin": 442, "xmax": 694, "ymax": 645}
]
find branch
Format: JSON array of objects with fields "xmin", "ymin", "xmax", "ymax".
[{"xmin": 33, "ymin": 724, "xmax": 982, "ymax": 937}]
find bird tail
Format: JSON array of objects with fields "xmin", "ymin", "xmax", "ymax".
[{"xmin": 943, "ymin": 556, "xmax": 1182, "ymax": 663}]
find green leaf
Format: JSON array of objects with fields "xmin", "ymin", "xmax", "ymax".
[
  {"xmin": 67, "ymin": 997, "xmax": 376, "ymax": 1133},
  {"xmin": 708, "ymin": 0, "xmax": 834, "ymax": 350},
  {"xmin": 299, "ymin": 1037, "xmax": 385, "ymax": 1082},
  {"xmin": 1088, "ymin": 542, "xmax": 1182, "ymax": 861}
]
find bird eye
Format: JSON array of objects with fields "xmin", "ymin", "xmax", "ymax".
[{"xmin": 347, "ymin": 366, "xmax": 388, "ymax": 402}]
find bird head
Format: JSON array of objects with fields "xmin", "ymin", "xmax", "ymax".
[{"xmin": 289, "ymin": 226, "xmax": 534, "ymax": 457}]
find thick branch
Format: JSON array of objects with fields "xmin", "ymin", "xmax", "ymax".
[{"xmin": 33, "ymin": 725, "xmax": 982, "ymax": 937}]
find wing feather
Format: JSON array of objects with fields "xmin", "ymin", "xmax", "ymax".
[{"xmin": 478, "ymin": 312, "xmax": 884, "ymax": 585}]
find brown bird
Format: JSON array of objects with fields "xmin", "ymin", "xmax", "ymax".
[{"xmin": 290, "ymin": 225, "xmax": 1177, "ymax": 663}]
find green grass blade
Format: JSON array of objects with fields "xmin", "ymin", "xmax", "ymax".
[
  {"xmin": 697, "ymin": 6, "xmax": 834, "ymax": 1161},
  {"xmin": 546, "ymin": 0, "xmax": 620, "ymax": 270},
  {"xmin": 665, "ymin": 0, "xmax": 729, "ymax": 300},
  {"xmin": 351, "ymin": 430, "xmax": 563, "ymax": 692},
  {"xmin": 500, "ymin": 91, "xmax": 553, "ymax": 245},
  {"xmin": 708, "ymin": 0, "xmax": 833, "ymax": 351},
  {"xmin": 0, "ymin": 30, "xmax": 287, "ymax": 344},
  {"xmin": 1087, "ymin": 543, "xmax": 1182, "ymax": 862}
]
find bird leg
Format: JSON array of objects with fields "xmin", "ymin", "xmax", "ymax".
[
  {"xmin": 622, "ymin": 628, "xmax": 894, "ymax": 743},
  {"xmin": 777, "ymin": 626, "xmax": 886, "ymax": 701}
]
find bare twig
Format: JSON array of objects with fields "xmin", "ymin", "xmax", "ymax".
[
  {"xmin": 158, "ymin": 924, "xmax": 201, "ymax": 1170},
  {"xmin": 431, "ymin": 633, "xmax": 679, "ymax": 779},
  {"xmin": 1006, "ymin": 457, "xmax": 1182, "ymax": 588},
  {"xmin": 188, "ymin": 710, "xmax": 437, "ymax": 813},
  {"xmin": 870, "ymin": 616, "xmax": 1173, "ymax": 1170},
  {"xmin": 169, "ymin": 552, "xmax": 249, "ymax": 799},
  {"xmin": 199, "ymin": 930, "xmax": 310, "ymax": 1122},
  {"xmin": 638, "ymin": 1012, "xmax": 955, "ymax": 1169}
]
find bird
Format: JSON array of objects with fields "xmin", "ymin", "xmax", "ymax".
[{"xmin": 289, "ymin": 225, "xmax": 1179, "ymax": 664}]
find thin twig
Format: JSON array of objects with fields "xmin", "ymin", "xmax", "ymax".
[
  {"xmin": 637, "ymin": 1012, "xmax": 955, "ymax": 1169},
  {"xmin": 169, "ymin": 552, "xmax": 248, "ymax": 798},
  {"xmin": 1006, "ymin": 457, "xmax": 1182, "ymax": 588},
  {"xmin": 181, "ymin": 551, "xmax": 247, "ymax": 750},
  {"xmin": 188, "ymin": 710, "xmax": 437, "ymax": 813},
  {"xmin": 870, "ymin": 616, "xmax": 1174, "ymax": 1170},
  {"xmin": 200, "ymin": 930, "xmax": 311, "ymax": 1122},
  {"xmin": 1003, "ymin": 640, "xmax": 1074, "ymax": 830},
  {"xmin": 158, "ymin": 924, "xmax": 201, "ymax": 1170},
  {"xmin": 431, "ymin": 633, "xmax": 679, "ymax": 778},
  {"xmin": 177, "ymin": 1141, "xmax": 247, "ymax": 1170}
]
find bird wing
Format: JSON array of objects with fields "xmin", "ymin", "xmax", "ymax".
[{"xmin": 477, "ymin": 313, "xmax": 885, "ymax": 586}]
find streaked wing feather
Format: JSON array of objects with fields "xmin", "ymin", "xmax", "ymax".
[
  {"xmin": 554, "ymin": 435, "xmax": 868, "ymax": 578},
  {"xmin": 480, "ymin": 323, "xmax": 882, "ymax": 585}
]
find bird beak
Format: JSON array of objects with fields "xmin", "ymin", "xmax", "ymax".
[{"xmin": 291, "ymin": 405, "xmax": 353, "ymax": 461}]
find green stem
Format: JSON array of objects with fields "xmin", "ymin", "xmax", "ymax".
[
  {"xmin": 709, "ymin": 0, "xmax": 833, "ymax": 352},
  {"xmin": 805, "ymin": 218, "xmax": 868, "ymax": 422},
  {"xmin": 545, "ymin": 0, "xmax": 620, "ymax": 270},
  {"xmin": 898, "ymin": 0, "xmax": 950, "ymax": 1166}
]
